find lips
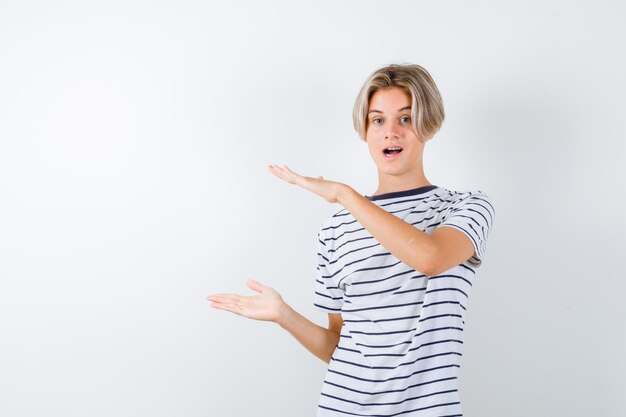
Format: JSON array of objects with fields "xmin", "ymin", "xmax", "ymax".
[{"xmin": 383, "ymin": 146, "xmax": 403, "ymax": 157}]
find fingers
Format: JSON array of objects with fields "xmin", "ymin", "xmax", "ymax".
[
  {"xmin": 282, "ymin": 165, "xmax": 302, "ymax": 181},
  {"xmin": 269, "ymin": 164, "xmax": 322, "ymax": 185},
  {"xmin": 207, "ymin": 293, "xmax": 242, "ymax": 304},
  {"xmin": 268, "ymin": 164, "xmax": 300, "ymax": 184},
  {"xmin": 208, "ymin": 294, "xmax": 246, "ymax": 314},
  {"xmin": 247, "ymin": 279, "xmax": 264, "ymax": 293},
  {"xmin": 210, "ymin": 301, "xmax": 243, "ymax": 316},
  {"xmin": 268, "ymin": 165, "xmax": 290, "ymax": 182},
  {"xmin": 207, "ymin": 294, "xmax": 239, "ymax": 303}
]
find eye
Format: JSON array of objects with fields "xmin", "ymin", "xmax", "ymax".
[
  {"xmin": 371, "ymin": 117, "xmax": 383, "ymax": 125},
  {"xmin": 400, "ymin": 116, "xmax": 411, "ymax": 123}
]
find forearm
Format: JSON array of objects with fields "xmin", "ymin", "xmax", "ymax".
[
  {"xmin": 337, "ymin": 185, "xmax": 437, "ymax": 275},
  {"xmin": 277, "ymin": 303, "xmax": 340, "ymax": 364}
]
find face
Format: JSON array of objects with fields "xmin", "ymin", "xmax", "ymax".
[{"xmin": 365, "ymin": 87, "xmax": 426, "ymax": 178}]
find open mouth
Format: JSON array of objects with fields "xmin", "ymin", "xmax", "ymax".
[{"xmin": 383, "ymin": 146, "xmax": 403, "ymax": 157}]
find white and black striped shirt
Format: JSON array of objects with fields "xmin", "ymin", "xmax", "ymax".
[{"xmin": 313, "ymin": 185, "xmax": 495, "ymax": 417}]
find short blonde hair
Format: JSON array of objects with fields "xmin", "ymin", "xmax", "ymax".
[{"xmin": 352, "ymin": 63, "xmax": 445, "ymax": 142}]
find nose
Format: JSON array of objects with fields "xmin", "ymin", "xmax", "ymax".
[{"xmin": 384, "ymin": 119, "xmax": 401, "ymax": 139}]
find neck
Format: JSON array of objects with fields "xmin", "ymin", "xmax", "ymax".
[{"xmin": 373, "ymin": 171, "xmax": 432, "ymax": 196}]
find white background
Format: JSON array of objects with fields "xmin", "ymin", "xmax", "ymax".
[{"xmin": 1, "ymin": 1, "xmax": 624, "ymax": 416}]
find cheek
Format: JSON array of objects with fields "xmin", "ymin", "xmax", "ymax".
[{"xmin": 366, "ymin": 141, "xmax": 379, "ymax": 157}]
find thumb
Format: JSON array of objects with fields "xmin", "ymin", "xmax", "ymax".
[{"xmin": 247, "ymin": 279, "xmax": 265, "ymax": 293}]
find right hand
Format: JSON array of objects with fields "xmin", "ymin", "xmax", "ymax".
[{"xmin": 207, "ymin": 279, "xmax": 285, "ymax": 323}]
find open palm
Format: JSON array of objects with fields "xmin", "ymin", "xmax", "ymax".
[
  {"xmin": 268, "ymin": 164, "xmax": 345, "ymax": 203},
  {"xmin": 207, "ymin": 279, "xmax": 284, "ymax": 322}
]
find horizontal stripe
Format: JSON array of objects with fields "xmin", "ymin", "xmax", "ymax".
[
  {"xmin": 336, "ymin": 346, "xmax": 363, "ymax": 354},
  {"xmin": 426, "ymin": 287, "xmax": 468, "ymax": 298},
  {"xmin": 345, "ymin": 286, "xmax": 403, "ymax": 298},
  {"xmin": 341, "ymin": 313, "xmax": 461, "ymax": 328},
  {"xmin": 323, "ymin": 376, "xmax": 458, "ymax": 396},
  {"xmin": 427, "ymin": 274, "xmax": 472, "ymax": 287},
  {"xmin": 391, "ymin": 286, "xmax": 428, "ymax": 296},
  {"xmin": 343, "ymin": 314, "xmax": 421, "ymax": 324},
  {"xmin": 318, "ymin": 401, "xmax": 461, "ymax": 417},
  {"xmin": 407, "ymin": 214, "xmax": 437, "ymax": 227},
  {"xmin": 352, "ymin": 339, "xmax": 412, "ymax": 349},
  {"xmin": 422, "ymin": 301, "xmax": 466, "ymax": 311},
  {"xmin": 419, "ymin": 314, "xmax": 462, "ymax": 323},
  {"xmin": 349, "ymin": 328, "xmax": 416, "ymax": 336},
  {"xmin": 350, "ymin": 328, "xmax": 463, "ymax": 347},
  {"xmin": 365, "ymin": 339, "xmax": 463, "ymax": 358},
  {"xmin": 332, "ymin": 352, "xmax": 462, "ymax": 370},
  {"xmin": 314, "ymin": 303, "xmax": 342, "ymax": 312},
  {"xmin": 408, "ymin": 206, "xmax": 449, "ymax": 216},
  {"xmin": 321, "ymin": 388, "xmax": 457, "ymax": 407},
  {"xmin": 336, "ymin": 263, "xmax": 410, "ymax": 289},
  {"xmin": 333, "ymin": 243, "xmax": 384, "ymax": 264},
  {"xmin": 322, "ymin": 218, "xmax": 360, "ymax": 231},
  {"xmin": 350, "ymin": 269, "xmax": 418, "ymax": 286},
  {"xmin": 332, "ymin": 236, "xmax": 376, "ymax": 254},
  {"xmin": 327, "ymin": 364, "xmax": 460, "ymax": 383},
  {"xmin": 330, "ymin": 252, "xmax": 394, "ymax": 273},
  {"xmin": 323, "ymin": 226, "xmax": 369, "ymax": 243},
  {"xmin": 315, "ymin": 291, "xmax": 342, "ymax": 300},
  {"xmin": 342, "ymin": 301, "xmax": 424, "ymax": 314},
  {"xmin": 331, "ymin": 254, "xmax": 398, "ymax": 279}
]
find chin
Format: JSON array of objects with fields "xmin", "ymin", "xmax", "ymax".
[{"xmin": 378, "ymin": 166, "xmax": 405, "ymax": 176}]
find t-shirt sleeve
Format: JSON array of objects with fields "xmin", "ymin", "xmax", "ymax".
[
  {"xmin": 313, "ymin": 232, "xmax": 344, "ymax": 313},
  {"xmin": 438, "ymin": 191, "xmax": 495, "ymax": 267}
]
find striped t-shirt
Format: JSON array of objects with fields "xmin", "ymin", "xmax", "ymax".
[{"xmin": 313, "ymin": 185, "xmax": 495, "ymax": 417}]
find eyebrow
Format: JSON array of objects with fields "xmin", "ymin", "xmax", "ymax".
[{"xmin": 368, "ymin": 106, "xmax": 411, "ymax": 114}]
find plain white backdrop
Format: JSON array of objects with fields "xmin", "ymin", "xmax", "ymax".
[{"xmin": 1, "ymin": 1, "xmax": 624, "ymax": 416}]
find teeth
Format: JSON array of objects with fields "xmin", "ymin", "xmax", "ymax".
[{"xmin": 386, "ymin": 147, "xmax": 402, "ymax": 151}]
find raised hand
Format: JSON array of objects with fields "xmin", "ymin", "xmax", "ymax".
[
  {"xmin": 207, "ymin": 279, "xmax": 285, "ymax": 323},
  {"xmin": 268, "ymin": 164, "xmax": 348, "ymax": 204}
]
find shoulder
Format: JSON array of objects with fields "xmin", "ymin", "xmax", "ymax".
[
  {"xmin": 435, "ymin": 187, "xmax": 496, "ymax": 265},
  {"xmin": 439, "ymin": 187, "xmax": 495, "ymax": 213}
]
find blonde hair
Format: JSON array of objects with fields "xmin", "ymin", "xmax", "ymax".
[{"xmin": 352, "ymin": 63, "xmax": 445, "ymax": 143}]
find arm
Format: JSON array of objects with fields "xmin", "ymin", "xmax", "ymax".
[
  {"xmin": 267, "ymin": 164, "xmax": 475, "ymax": 276},
  {"xmin": 207, "ymin": 279, "xmax": 342, "ymax": 364},
  {"xmin": 337, "ymin": 185, "xmax": 475, "ymax": 276},
  {"xmin": 277, "ymin": 308, "xmax": 342, "ymax": 364}
]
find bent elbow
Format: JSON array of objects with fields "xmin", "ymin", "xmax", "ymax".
[
  {"xmin": 416, "ymin": 239, "xmax": 440, "ymax": 277},
  {"xmin": 422, "ymin": 250, "xmax": 448, "ymax": 276},
  {"xmin": 406, "ymin": 256, "xmax": 438, "ymax": 277},
  {"xmin": 421, "ymin": 261, "xmax": 440, "ymax": 277},
  {"xmin": 322, "ymin": 346, "xmax": 336, "ymax": 364}
]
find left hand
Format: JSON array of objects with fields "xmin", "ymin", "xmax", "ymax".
[
  {"xmin": 207, "ymin": 279, "xmax": 286, "ymax": 323},
  {"xmin": 268, "ymin": 164, "xmax": 347, "ymax": 204}
]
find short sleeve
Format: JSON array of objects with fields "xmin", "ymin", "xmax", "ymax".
[
  {"xmin": 313, "ymin": 232, "xmax": 344, "ymax": 313},
  {"xmin": 439, "ymin": 191, "xmax": 495, "ymax": 267}
]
